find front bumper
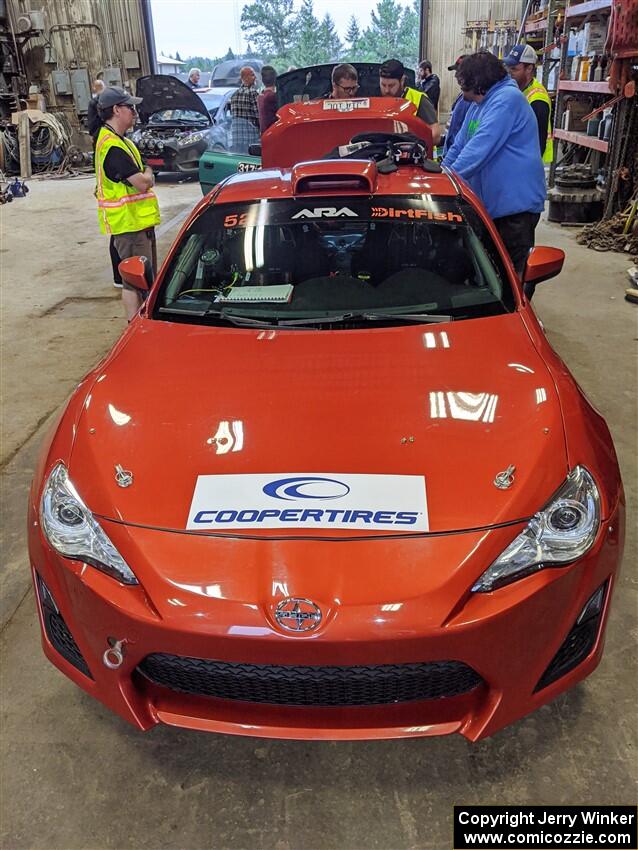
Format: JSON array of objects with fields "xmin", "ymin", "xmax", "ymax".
[
  {"xmin": 28, "ymin": 503, "xmax": 624, "ymax": 741},
  {"xmin": 143, "ymin": 139, "xmax": 208, "ymax": 173}
]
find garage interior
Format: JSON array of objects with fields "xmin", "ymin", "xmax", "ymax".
[{"xmin": 1, "ymin": 1, "xmax": 636, "ymax": 848}]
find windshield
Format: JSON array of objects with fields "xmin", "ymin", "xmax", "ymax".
[
  {"xmin": 149, "ymin": 108, "xmax": 208, "ymax": 125},
  {"xmin": 199, "ymin": 93, "xmax": 224, "ymax": 118},
  {"xmin": 154, "ymin": 196, "xmax": 514, "ymax": 328}
]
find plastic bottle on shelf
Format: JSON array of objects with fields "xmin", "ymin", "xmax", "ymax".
[
  {"xmin": 603, "ymin": 109, "xmax": 613, "ymax": 141},
  {"xmin": 587, "ymin": 116, "xmax": 601, "ymax": 136},
  {"xmin": 571, "ymin": 56, "xmax": 581, "ymax": 80}
]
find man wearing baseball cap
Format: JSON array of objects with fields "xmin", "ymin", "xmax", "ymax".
[
  {"xmin": 443, "ymin": 55, "xmax": 472, "ymax": 154},
  {"xmin": 379, "ymin": 59, "xmax": 441, "ymax": 145},
  {"xmin": 95, "ymin": 86, "xmax": 161, "ymax": 320},
  {"xmin": 504, "ymin": 44, "xmax": 553, "ymax": 163}
]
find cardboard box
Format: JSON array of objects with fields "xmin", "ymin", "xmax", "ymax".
[
  {"xmin": 563, "ymin": 99, "xmax": 592, "ymax": 133},
  {"xmin": 11, "ymin": 107, "xmax": 47, "ymax": 125},
  {"xmin": 27, "ymin": 93, "xmax": 47, "ymax": 111},
  {"xmin": 582, "ymin": 21, "xmax": 608, "ymax": 53}
]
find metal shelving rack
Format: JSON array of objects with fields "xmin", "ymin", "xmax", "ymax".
[
  {"xmin": 523, "ymin": 0, "xmax": 564, "ymax": 91},
  {"xmin": 546, "ymin": 0, "xmax": 614, "ymax": 187}
]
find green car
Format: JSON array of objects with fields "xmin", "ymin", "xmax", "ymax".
[
  {"xmin": 199, "ymin": 150, "xmax": 261, "ymax": 195},
  {"xmin": 198, "ymin": 63, "xmax": 415, "ymax": 195}
]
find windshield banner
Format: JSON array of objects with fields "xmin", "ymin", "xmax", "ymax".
[
  {"xmin": 218, "ymin": 197, "xmax": 465, "ymax": 229},
  {"xmin": 187, "ymin": 473, "xmax": 428, "ymax": 531}
]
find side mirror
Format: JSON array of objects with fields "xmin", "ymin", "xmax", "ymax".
[
  {"xmin": 118, "ymin": 256, "xmax": 153, "ymax": 292},
  {"xmin": 248, "ymin": 143, "xmax": 262, "ymax": 157},
  {"xmin": 523, "ymin": 247, "xmax": 565, "ymax": 286}
]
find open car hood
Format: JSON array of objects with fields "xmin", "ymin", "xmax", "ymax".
[
  {"xmin": 135, "ymin": 74, "xmax": 212, "ymax": 125},
  {"xmin": 276, "ymin": 63, "xmax": 416, "ymax": 106},
  {"xmin": 211, "ymin": 59, "xmax": 262, "ymax": 87},
  {"xmin": 69, "ymin": 314, "xmax": 568, "ymax": 537}
]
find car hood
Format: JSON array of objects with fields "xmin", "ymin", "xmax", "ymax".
[
  {"xmin": 135, "ymin": 74, "xmax": 211, "ymax": 125},
  {"xmin": 276, "ymin": 63, "xmax": 416, "ymax": 106},
  {"xmin": 69, "ymin": 314, "xmax": 567, "ymax": 535}
]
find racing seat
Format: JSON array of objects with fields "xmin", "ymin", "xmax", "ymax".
[
  {"xmin": 426, "ymin": 229, "xmax": 475, "ymax": 286},
  {"xmin": 254, "ymin": 227, "xmax": 295, "ymax": 285},
  {"xmin": 374, "ymin": 228, "xmax": 477, "ymax": 308},
  {"xmin": 350, "ymin": 223, "xmax": 388, "ymax": 284},
  {"xmin": 291, "ymin": 224, "xmax": 331, "ymax": 283}
]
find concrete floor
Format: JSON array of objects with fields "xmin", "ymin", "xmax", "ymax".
[{"xmin": 1, "ymin": 177, "xmax": 636, "ymax": 850}]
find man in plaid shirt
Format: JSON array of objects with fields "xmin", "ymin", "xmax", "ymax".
[{"xmin": 230, "ymin": 67, "xmax": 260, "ymax": 153}]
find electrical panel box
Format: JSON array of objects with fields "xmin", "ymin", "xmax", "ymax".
[
  {"xmin": 123, "ymin": 51, "xmax": 140, "ymax": 70},
  {"xmin": 102, "ymin": 67, "xmax": 123, "ymax": 88},
  {"xmin": 51, "ymin": 70, "xmax": 72, "ymax": 96},
  {"xmin": 70, "ymin": 68, "xmax": 91, "ymax": 114}
]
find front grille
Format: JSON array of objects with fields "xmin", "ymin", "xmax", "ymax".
[
  {"xmin": 138, "ymin": 654, "xmax": 483, "ymax": 707},
  {"xmin": 535, "ymin": 618, "xmax": 600, "ymax": 692},
  {"xmin": 535, "ymin": 581, "xmax": 609, "ymax": 692},
  {"xmin": 36, "ymin": 574, "xmax": 92, "ymax": 679}
]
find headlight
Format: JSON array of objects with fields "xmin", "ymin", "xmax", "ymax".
[
  {"xmin": 40, "ymin": 463, "xmax": 138, "ymax": 585},
  {"xmin": 472, "ymin": 466, "xmax": 600, "ymax": 593},
  {"xmin": 177, "ymin": 131, "xmax": 205, "ymax": 147}
]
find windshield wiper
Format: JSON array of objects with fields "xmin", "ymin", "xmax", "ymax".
[
  {"xmin": 159, "ymin": 306, "xmax": 452, "ymax": 328},
  {"xmin": 159, "ymin": 305, "xmax": 207, "ymax": 316},
  {"xmin": 274, "ymin": 314, "xmax": 353, "ymax": 326},
  {"xmin": 275, "ymin": 312, "xmax": 453, "ymax": 326},
  {"xmin": 361, "ymin": 312, "xmax": 453, "ymax": 324},
  {"xmin": 205, "ymin": 307, "xmax": 282, "ymax": 328},
  {"xmin": 159, "ymin": 305, "xmax": 274, "ymax": 326}
]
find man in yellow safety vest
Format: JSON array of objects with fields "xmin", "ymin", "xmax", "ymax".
[
  {"xmin": 95, "ymin": 86, "xmax": 161, "ymax": 320},
  {"xmin": 379, "ymin": 59, "xmax": 441, "ymax": 146},
  {"xmin": 504, "ymin": 44, "xmax": 554, "ymax": 163}
]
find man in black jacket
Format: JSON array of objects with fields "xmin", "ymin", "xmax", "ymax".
[{"xmin": 417, "ymin": 60, "xmax": 440, "ymax": 111}]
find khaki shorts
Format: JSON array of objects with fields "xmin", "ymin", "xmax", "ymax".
[{"xmin": 113, "ymin": 229, "xmax": 157, "ymax": 292}]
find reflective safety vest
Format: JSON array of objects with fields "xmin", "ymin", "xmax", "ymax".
[
  {"xmin": 524, "ymin": 78, "xmax": 554, "ymax": 164},
  {"xmin": 403, "ymin": 86, "xmax": 429, "ymax": 112},
  {"xmin": 95, "ymin": 126, "xmax": 160, "ymax": 235}
]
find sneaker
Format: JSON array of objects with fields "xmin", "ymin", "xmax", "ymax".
[{"xmin": 113, "ymin": 280, "xmax": 123, "ymax": 289}]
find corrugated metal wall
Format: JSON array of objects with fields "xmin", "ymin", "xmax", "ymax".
[
  {"xmin": 425, "ymin": 0, "xmax": 523, "ymax": 116},
  {"xmin": 6, "ymin": 0, "xmax": 151, "ymax": 138}
]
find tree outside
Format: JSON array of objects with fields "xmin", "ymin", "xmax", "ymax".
[{"xmin": 174, "ymin": 0, "xmax": 420, "ymax": 80}]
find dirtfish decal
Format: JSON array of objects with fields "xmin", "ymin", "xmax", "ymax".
[{"xmin": 371, "ymin": 207, "xmax": 463, "ymax": 222}]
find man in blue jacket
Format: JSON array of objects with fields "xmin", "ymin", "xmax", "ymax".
[{"xmin": 442, "ymin": 52, "xmax": 546, "ymax": 292}]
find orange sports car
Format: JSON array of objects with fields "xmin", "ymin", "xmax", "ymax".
[{"xmin": 28, "ymin": 101, "xmax": 624, "ymax": 740}]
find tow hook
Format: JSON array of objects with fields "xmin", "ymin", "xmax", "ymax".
[{"xmin": 103, "ymin": 638, "xmax": 127, "ymax": 670}]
